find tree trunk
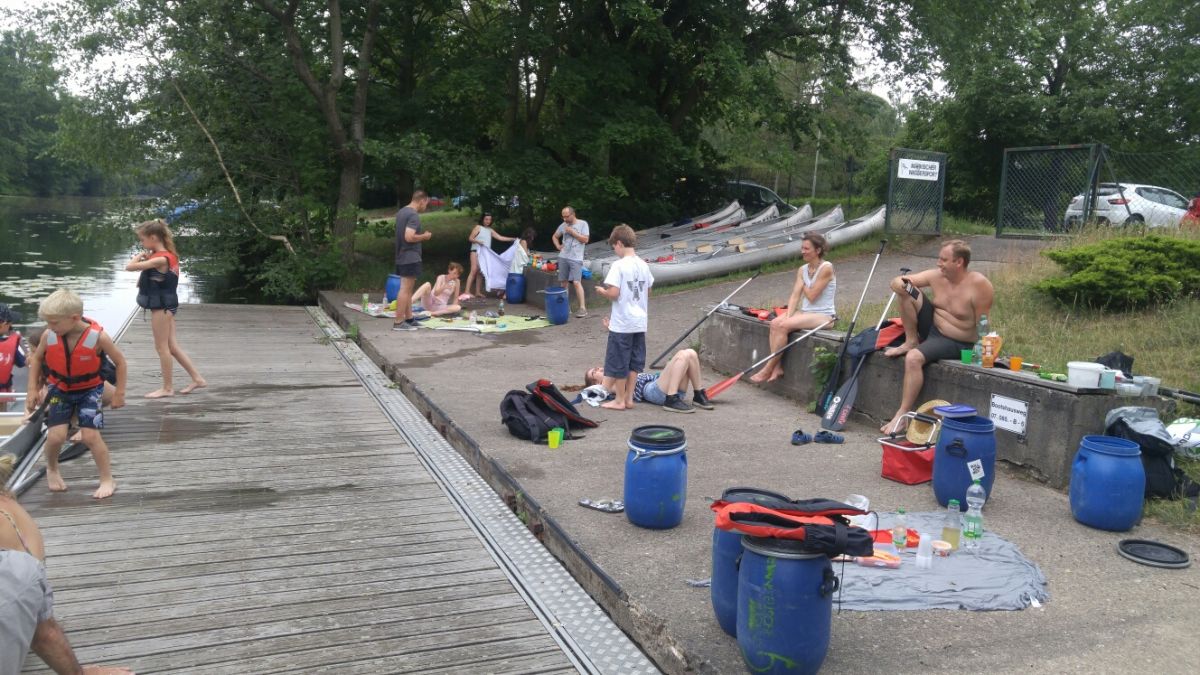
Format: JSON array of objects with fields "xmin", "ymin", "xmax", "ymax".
[{"xmin": 334, "ymin": 147, "xmax": 365, "ymax": 245}]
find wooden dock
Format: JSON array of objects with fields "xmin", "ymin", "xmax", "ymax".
[{"xmin": 19, "ymin": 305, "xmax": 585, "ymax": 673}]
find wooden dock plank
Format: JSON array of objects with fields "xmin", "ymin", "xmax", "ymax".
[{"xmin": 22, "ymin": 304, "xmax": 575, "ymax": 673}]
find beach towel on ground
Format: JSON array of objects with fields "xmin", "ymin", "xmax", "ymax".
[{"xmin": 477, "ymin": 240, "xmax": 522, "ymax": 291}]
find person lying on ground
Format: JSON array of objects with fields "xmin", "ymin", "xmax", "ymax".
[
  {"xmin": 412, "ymin": 262, "xmax": 464, "ymax": 317},
  {"xmin": 0, "ymin": 455, "xmax": 133, "ymax": 675},
  {"xmin": 751, "ymin": 232, "xmax": 837, "ymax": 383},
  {"xmin": 584, "ymin": 348, "xmax": 713, "ymax": 414},
  {"xmin": 880, "ymin": 239, "xmax": 993, "ymax": 435}
]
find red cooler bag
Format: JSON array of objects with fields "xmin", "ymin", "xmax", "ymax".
[{"xmin": 879, "ymin": 437, "xmax": 935, "ymax": 484}]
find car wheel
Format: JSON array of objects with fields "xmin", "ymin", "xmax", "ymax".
[{"xmin": 1126, "ymin": 214, "xmax": 1144, "ymax": 225}]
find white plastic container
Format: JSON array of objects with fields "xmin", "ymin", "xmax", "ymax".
[
  {"xmin": 1067, "ymin": 361, "xmax": 1105, "ymax": 389},
  {"xmin": 1099, "ymin": 368, "xmax": 1117, "ymax": 389},
  {"xmin": 1142, "ymin": 376, "xmax": 1161, "ymax": 396}
]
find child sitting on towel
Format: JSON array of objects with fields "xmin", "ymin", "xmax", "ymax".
[{"xmin": 412, "ymin": 262, "xmax": 464, "ymax": 317}]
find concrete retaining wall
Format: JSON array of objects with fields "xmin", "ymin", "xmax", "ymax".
[
  {"xmin": 699, "ymin": 309, "xmax": 1173, "ymax": 489},
  {"xmin": 520, "ymin": 267, "xmax": 608, "ymax": 311}
]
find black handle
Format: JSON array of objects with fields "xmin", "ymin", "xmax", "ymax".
[
  {"xmin": 875, "ymin": 239, "xmax": 888, "ymax": 255},
  {"xmin": 912, "ymin": 413, "xmax": 939, "ymax": 425},
  {"xmin": 947, "ymin": 438, "xmax": 967, "ymax": 458},
  {"xmin": 819, "ymin": 568, "xmax": 840, "ymax": 598}
]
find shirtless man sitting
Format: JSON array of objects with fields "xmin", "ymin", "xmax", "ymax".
[{"xmin": 880, "ymin": 239, "xmax": 993, "ymax": 435}]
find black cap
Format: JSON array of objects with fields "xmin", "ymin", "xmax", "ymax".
[{"xmin": 0, "ymin": 304, "xmax": 19, "ymax": 324}]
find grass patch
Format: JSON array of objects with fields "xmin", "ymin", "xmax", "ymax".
[{"xmin": 1145, "ymin": 453, "xmax": 1200, "ymax": 532}]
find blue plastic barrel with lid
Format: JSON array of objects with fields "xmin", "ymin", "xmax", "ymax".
[
  {"xmin": 545, "ymin": 286, "xmax": 569, "ymax": 325},
  {"xmin": 624, "ymin": 425, "xmax": 687, "ymax": 529},
  {"xmin": 505, "ymin": 272, "xmax": 527, "ymax": 304},
  {"xmin": 1070, "ymin": 435, "xmax": 1144, "ymax": 531},
  {"xmin": 737, "ymin": 536, "xmax": 838, "ymax": 675},
  {"xmin": 711, "ymin": 487, "xmax": 794, "ymax": 636},
  {"xmin": 933, "ymin": 414, "xmax": 996, "ymax": 509}
]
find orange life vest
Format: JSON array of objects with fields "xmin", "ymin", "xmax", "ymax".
[
  {"xmin": 44, "ymin": 318, "xmax": 105, "ymax": 392},
  {"xmin": 0, "ymin": 331, "xmax": 20, "ymax": 387}
]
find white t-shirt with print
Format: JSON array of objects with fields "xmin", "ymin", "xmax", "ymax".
[{"xmin": 604, "ymin": 254, "xmax": 654, "ymax": 333}]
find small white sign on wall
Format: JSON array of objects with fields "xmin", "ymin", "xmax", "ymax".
[
  {"xmin": 898, "ymin": 159, "xmax": 940, "ymax": 181},
  {"xmin": 990, "ymin": 394, "xmax": 1028, "ymax": 436}
]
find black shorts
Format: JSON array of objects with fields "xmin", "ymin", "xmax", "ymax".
[
  {"xmin": 603, "ymin": 331, "xmax": 646, "ymax": 378},
  {"xmin": 395, "ymin": 262, "xmax": 422, "ymax": 279},
  {"xmin": 914, "ymin": 292, "xmax": 975, "ymax": 362}
]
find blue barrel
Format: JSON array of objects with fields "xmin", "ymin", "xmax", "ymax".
[
  {"xmin": 933, "ymin": 415, "xmax": 996, "ymax": 509},
  {"xmin": 385, "ymin": 274, "xmax": 403, "ymax": 303},
  {"xmin": 545, "ymin": 286, "xmax": 570, "ymax": 325},
  {"xmin": 1070, "ymin": 435, "xmax": 1144, "ymax": 531},
  {"xmin": 624, "ymin": 425, "xmax": 687, "ymax": 529},
  {"xmin": 711, "ymin": 487, "xmax": 794, "ymax": 637},
  {"xmin": 737, "ymin": 537, "xmax": 837, "ymax": 675},
  {"xmin": 506, "ymin": 272, "xmax": 527, "ymax": 304}
]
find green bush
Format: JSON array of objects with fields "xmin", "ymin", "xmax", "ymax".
[{"xmin": 1035, "ymin": 235, "xmax": 1200, "ymax": 309}]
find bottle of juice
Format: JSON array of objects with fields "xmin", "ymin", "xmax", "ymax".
[
  {"xmin": 941, "ymin": 499, "xmax": 962, "ymax": 550},
  {"xmin": 892, "ymin": 508, "xmax": 908, "ymax": 550}
]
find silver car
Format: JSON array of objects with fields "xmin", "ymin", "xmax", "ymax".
[{"xmin": 1063, "ymin": 182, "xmax": 1189, "ymax": 228}]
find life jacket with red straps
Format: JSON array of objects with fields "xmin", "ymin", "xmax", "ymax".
[
  {"xmin": 0, "ymin": 331, "xmax": 22, "ymax": 388},
  {"xmin": 136, "ymin": 251, "xmax": 180, "ymax": 310},
  {"xmin": 44, "ymin": 318, "xmax": 105, "ymax": 392},
  {"xmin": 710, "ymin": 500, "xmax": 876, "ymax": 557}
]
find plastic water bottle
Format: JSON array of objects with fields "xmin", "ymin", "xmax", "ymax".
[
  {"xmin": 972, "ymin": 314, "xmax": 989, "ymax": 365},
  {"xmin": 892, "ymin": 508, "xmax": 908, "ymax": 550},
  {"xmin": 469, "ymin": 310, "xmax": 478, "ymax": 325},
  {"xmin": 498, "ymin": 299, "xmax": 505, "ymax": 316},
  {"xmin": 942, "ymin": 499, "xmax": 962, "ymax": 550},
  {"xmin": 962, "ymin": 480, "xmax": 987, "ymax": 550},
  {"xmin": 361, "ymin": 293, "xmax": 369, "ymax": 311}
]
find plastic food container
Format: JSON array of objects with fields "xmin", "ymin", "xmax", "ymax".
[
  {"xmin": 1116, "ymin": 382, "xmax": 1142, "ymax": 397},
  {"xmin": 1067, "ymin": 361, "xmax": 1105, "ymax": 389}
]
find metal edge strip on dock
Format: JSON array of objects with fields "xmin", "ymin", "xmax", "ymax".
[{"xmin": 306, "ymin": 306, "xmax": 659, "ymax": 675}]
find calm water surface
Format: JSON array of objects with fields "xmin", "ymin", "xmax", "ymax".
[{"xmin": 0, "ymin": 196, "xmax": 210, "ymax": 391}]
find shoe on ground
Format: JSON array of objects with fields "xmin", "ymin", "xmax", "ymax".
[
  {"xmin": 661, "ymin": 394, "xmax": 694, "ymax": 413},
  {"xmin": 692, "ymin": 389, "xmax": 714, "ymax": 410},
  {"xmin": 576, "ymin": 309, "xmax": 589, "ymax": 318},
  {"xmin": 392, "ymin": 321, "xmax": 418, "ymax": 332},
  {"xmin": 791, "ymin": 429, "xmax": 813, "ymax": 445}
]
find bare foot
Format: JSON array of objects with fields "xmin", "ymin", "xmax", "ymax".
[
  {"xmin": 92, "ymin": 480, "xmax": 116, "ymax": 499},
  {"xmin": 881, "ymin": 416, "xmax": 909, "ymax": 436},
  {"xmin": 766, "ymin": 370, "xmax": 785, "ymax": 382},
  {"xmin": 600, "ymin": 401, "xmax": 627, "ymax": 410},
  {"xmin": 144, "ymin": 389, "xmax": 174, "ymax": 399},
  {"xmin": 883, "ymin": 341, "xmax": 919, "ymax": 358},
  {"xmin": 46, "ymin": 471, "xmax": 67, "ymax": 492},
  {"xmin": 180, "ymin": 379, "xmax": 208, "ymax": 394},
  {"xmin": 748, "ymin": 370, "xmax": 772, "ymax": 384}
]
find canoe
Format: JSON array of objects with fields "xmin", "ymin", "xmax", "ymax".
[
  {"xmin": 635, "ymin": 206, "xmax": 884, "ymax": 286},
  {"xmin": 1, "ymin": 396, "xmax": 46, "ymax": 494},
  {"xmin": 580, "ymin": 200, "xmax": 745, "ymax": 258}
]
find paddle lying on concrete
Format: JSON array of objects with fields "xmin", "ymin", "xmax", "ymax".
[
  {"xmin": 648, "ymin": 270, "xmax": 761, "ymax": 370},
  {"xmin": 706, "ymin": 319, "xmax": 835, "ymax": 399}
]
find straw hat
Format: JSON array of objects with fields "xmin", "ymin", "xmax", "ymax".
[{"xmin": 907, "ymin": 399, "xmax": 950, "ymax": 445}]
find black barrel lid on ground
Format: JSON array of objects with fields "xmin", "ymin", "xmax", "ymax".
[{"xmin": 1117, "ymin": 539, "xmax": 1191, "ymax": 569}]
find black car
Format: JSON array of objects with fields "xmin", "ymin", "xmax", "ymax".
[{"xmin": 726, "ymin": 180, "xmax": 795, "ymax": 214}]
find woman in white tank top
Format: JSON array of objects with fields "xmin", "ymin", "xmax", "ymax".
[
  {"xmin": 465, "ymin": 213, "xmax": 516, "ymax": 298},
  {"xmin": 750, "ymin": 232, "xmax": 837, "ymax": 383}
]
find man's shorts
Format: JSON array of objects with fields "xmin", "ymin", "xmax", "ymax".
[
  {"xmin": 603, "ymin": 331, "xmax": 646, "ymax": 378},
  {"xmin": 395, "ymin": 262, "xmax": 422, "ymax": 279},
  {"xmin": 45, "ymin": 383, "xmax": 105, "ymax": 430},
  {"xmin": 640, "ymin": 376, "xmax": 668, "ymax": 405},
  {"xmin": 557, "ymin": 258, "xmax": 583, "ymax": 282},
  {"xmin": 0, "ymin": 551, "xmax": 55, "ymax": 675},
  {"xmin": 914, "ymin": 292, "xmax": 975, "ymax": 363}
]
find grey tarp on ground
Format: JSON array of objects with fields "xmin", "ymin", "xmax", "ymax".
[{"xmin": 835, "ymin": 512, "xmax": 1049, "ymax": 611}]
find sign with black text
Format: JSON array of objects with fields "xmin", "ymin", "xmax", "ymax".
[
  {"xmin": 989, "ymin": 394, "xmax": 1028, "ymax": 436},
  {"xmin": 897, "ymin": 159, "xmax": 940, "ymax": 181}
]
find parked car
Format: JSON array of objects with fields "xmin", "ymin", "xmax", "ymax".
[
  {"xmin": 726, "ymin": 180, "xmax": 796, "ymax": 214},
  {"xmin": 1063, "ymin": 183, "xmax": 1189, "ymax": 228}
]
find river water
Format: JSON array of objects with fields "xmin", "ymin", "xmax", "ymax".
[{"xmin": 0, "ymin": 196, "xmax": 206, "ymax": 392}]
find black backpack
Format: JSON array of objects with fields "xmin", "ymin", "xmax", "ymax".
[
  {"xmin": 1106, "ymin": 408, "xmax": 1199, "ymax": 500},
  {"xmin": 499, "ymin": 379, "xmax": 597, "ymax": 443}
]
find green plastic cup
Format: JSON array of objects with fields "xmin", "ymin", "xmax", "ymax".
[{"xmin": 960, "ymin": 349, "xmax": 973, "ymax": 364}]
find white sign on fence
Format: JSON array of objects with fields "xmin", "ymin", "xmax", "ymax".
[
  {"xmin": 989, "ymin": 394, "xmax": 1028, "ymax": 436},
  {"xmin": 898, "ymin": 159, "xmax": 940, "ymax": 181}
]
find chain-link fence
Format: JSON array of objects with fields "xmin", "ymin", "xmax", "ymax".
[
  {"xmin": 885, "ymin": 148, "xmax": 945, "ymax": 234},
  {"xmin": 996, "ymin": 144, "xmax": 1101, "ymax": 237},
  {"xmin": 997, "ymin": 144, "xmax": 1200, "ymax": 237}
]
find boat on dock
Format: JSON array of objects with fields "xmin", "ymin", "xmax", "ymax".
[{"xmin": 1, "ymin": 394, "xmax": 46, "ymax": 494}]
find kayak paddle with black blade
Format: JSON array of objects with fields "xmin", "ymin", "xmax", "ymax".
[{"xmin": 815, "ymin": 240, "xmax": 887, "ymax": 416}]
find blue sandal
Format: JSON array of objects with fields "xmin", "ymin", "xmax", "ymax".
[
  {"xmin": 814, "ymin": 430, "xmax": 844, "ymax": 444},
  {"xmin": 791, "ymin": 429, "xmax": 812, "ymax": 446}
]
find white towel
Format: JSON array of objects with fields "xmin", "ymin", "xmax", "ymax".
[{"xmin": 477, "ymin": 240, "xmax": 521, "ymax": 291}]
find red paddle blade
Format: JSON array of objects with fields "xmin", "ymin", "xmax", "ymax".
[{"xmin": 706, "ymin": 372, "xmax": 743, "ymax": 399}]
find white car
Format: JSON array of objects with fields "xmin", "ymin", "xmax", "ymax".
[{"xmin": 1063, "ymin": 183, "xmax": 1189, "ymax": 228}]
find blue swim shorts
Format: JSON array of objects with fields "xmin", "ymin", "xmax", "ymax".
[{"xmin": 45, "ymin": 383, "xmax": 105, "ymax": 430}]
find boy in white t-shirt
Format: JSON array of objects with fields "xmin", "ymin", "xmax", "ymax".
[{"xmin": 594, "ymin": 224, "xmax": 654, "ymax": 410}]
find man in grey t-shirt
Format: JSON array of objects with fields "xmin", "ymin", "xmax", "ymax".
[
  {"xmin": 393, "ymin": 190, "xmax": 432, "ymax": 332},
  {"xmin": 552, "ymin": 206, "xmax": 590, "ymax": 318}
]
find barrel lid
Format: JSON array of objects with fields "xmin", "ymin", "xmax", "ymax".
[
  {"xmin": 1117, "ymin": 539, "xmax": 1191, "ymax": 569},
  {"xmin": 720, "ymin": 487, "xmax": 794, "ymax": 509},
  {"xmin": 630, "ymin": 425, "xmax": 685, "ymax": 449},
  {"xmin": 742, "ymin": 536, "xmax": 827, "ymax": 560},
  {"xmin": 933, "ymin": 404, "xmax": 977, "ymax": 418}
]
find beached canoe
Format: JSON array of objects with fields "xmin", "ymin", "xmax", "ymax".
[
  {"xmin": 1, "ymin": 396, "xmax": 45, "ymax": 493},
  {"xmin": 579, "ymin": 200, "xmax": 746, "ymax": 258}
]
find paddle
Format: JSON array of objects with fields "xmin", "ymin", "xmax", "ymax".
[
  {"xmin": 648, "ymin": 270, "xmax": 761, "ymax": 370},
  {"xmin": 707, "ymin": 320, "xmax": 834, "ymax": 399},
  {"xmin": 821, "ymin": 286, "xmax": 901, "ymax": 431},
  {"xmin": 815, "ymin": 240, "xmax": 888, "ymax": 416}
]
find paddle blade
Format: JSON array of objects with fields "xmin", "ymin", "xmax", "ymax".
[
  {"xmin": 821, "ymin": 377, "xmax": 858, "ymax": 431},
  {"xmin": 706, "ymin": 372, "xmax": 743, "ymax": 399}
]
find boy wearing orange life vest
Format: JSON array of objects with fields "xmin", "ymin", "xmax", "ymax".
[
  {"xmin": 0, "ymin": 304, "xmax": 28, "ymax": 413},
  {"xmin": 24, "ymin": 289, "xmax": 127, "ymax": 499}
]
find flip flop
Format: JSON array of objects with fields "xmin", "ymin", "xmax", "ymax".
[
  {"xmin": 578, "ymin": 498, "xmax": 625, "ymax": 513},
  {"xmin": 791, "ymin": 429, "xmax": 812, "ymax": 446},
  {"xmin": 814, "ymin": 430, "xmax": 844, "ymax": 444}
]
